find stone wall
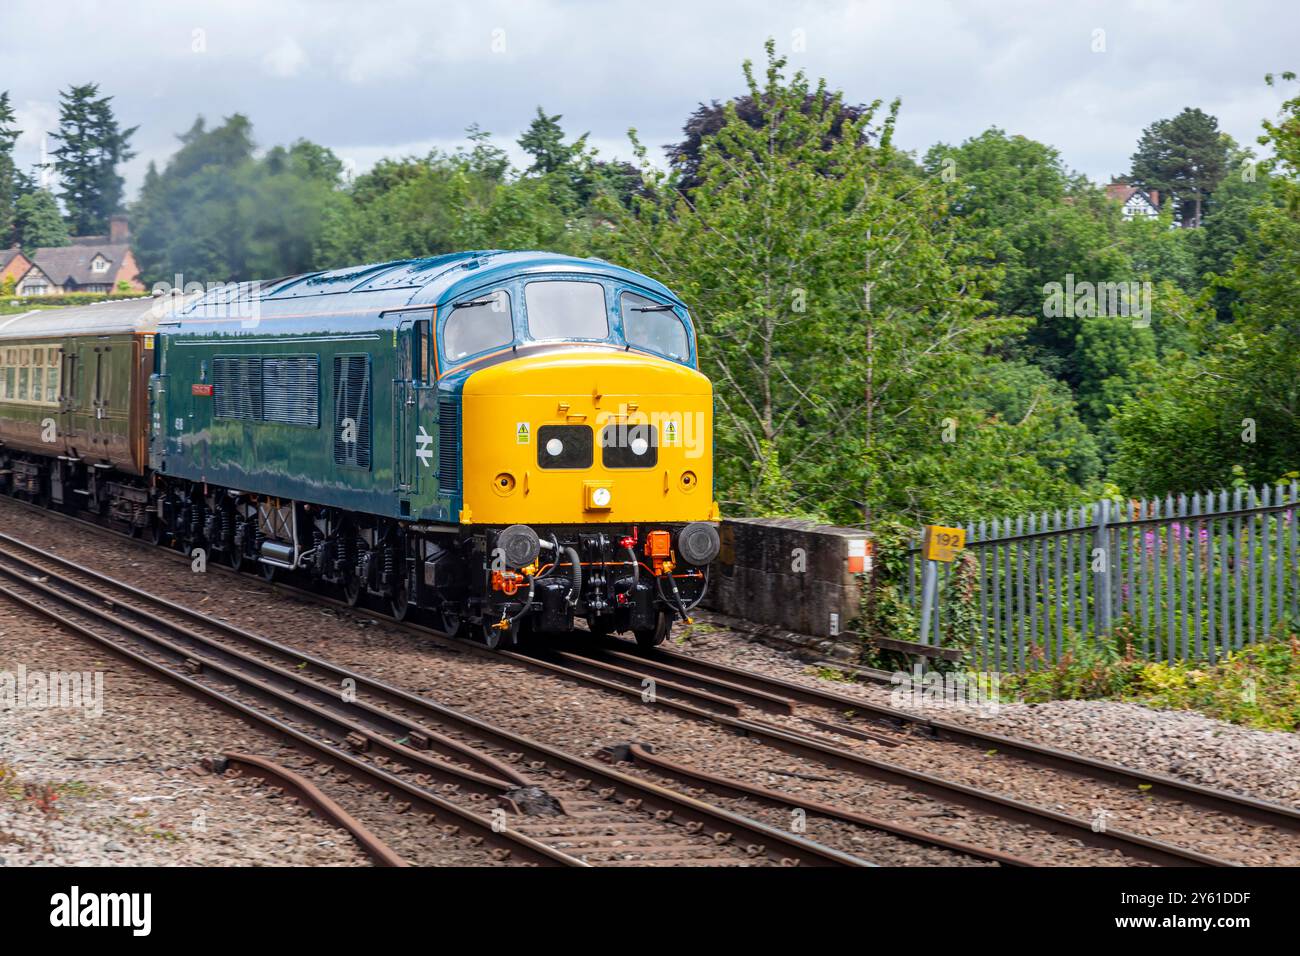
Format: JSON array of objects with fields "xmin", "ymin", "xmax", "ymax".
[{"xmin": 705, "ymin": 517, "xmax": 869, "ymax": 641}]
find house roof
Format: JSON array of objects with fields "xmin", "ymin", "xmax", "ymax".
[
  {"xmin": 28, "ymin": 242, "xmax": 133, "ymax": 287},
  {"xmin": 1105, "ymin": 183, "xmax": 1156, "ymax": 206},
  {"xmin": 0, "ymin": 247, "xmax": 28, "ymax": 271}
]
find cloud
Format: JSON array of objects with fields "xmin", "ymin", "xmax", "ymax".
[
  {"xmin": 263, "ymin": 37, "xmax": 308, "ymax": 79},
  {"xmin": 0, "ymin": 0, "xmax": 1293, "ymax": 198}
]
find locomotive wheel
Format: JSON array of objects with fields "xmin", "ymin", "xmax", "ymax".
[
  {"xmin": 634, "ymin": 611, "xmax": 671, "ymax": 649},
  {"xmin": 439, "ymin": 610, "xmax": 462, "ymax": 637},
  {"xmin": 390, "ymin": 580, "xmax": 410, "ymax": 621},
  {"xmin": 225, "ymin": 544, "xmax": 243, "ymax": 572},
  {"xmin": 260, "ymin": 562, "xmax": 277, "ymax": 583},
  {"xmin": 476, "ymin": 617, "xmax": 522, "ymax": 650},
  {"xmin": 342, "ymin": 575, "xmax": 362, "ymax": 607},
  {"xmin": 477, "ymin": 620, "xmax": 504, "ymax": 650},
  {"xmin": 149, "ymin": 519, "xmax": 168, "ymax": 547}
]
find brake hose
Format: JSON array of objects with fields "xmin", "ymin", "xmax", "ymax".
[{"xmin": 563, "ymin": 546, "xmax": 582, "ymax": 605}]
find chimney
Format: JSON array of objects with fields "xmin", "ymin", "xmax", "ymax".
[
  {"xmin": 109, "ymin": 215, "xmax": 129, "ymax": 244},
  {"xmin": 1149, "ymin": 189, "xmax": 1159, "ymax": 208}
]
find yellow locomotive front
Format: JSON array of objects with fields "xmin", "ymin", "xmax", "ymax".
[
  {"xmin": 432, "ymin": 263, "xmax": 720, "ymax": 648},
  {"xmin": 460, "ymin": 349, "xmax": 717, "ymax": 526}
]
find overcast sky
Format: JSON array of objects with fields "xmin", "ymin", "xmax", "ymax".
[{"xmin": 1, "ymin": 0, "xmax": 1294, "ymax": 197}]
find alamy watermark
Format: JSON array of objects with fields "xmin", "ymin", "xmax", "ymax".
[
  {"xmin": 150, "ymin": 276, "xmax": 262, "ymax": 327},
  {"xmin": 889, "ymin": 665, "xmax": 1000, "ymax": 717},
  {"xmin": 0, "ymin": 665, "xmax": 104, "ymax": 718},
  {"xmin": 1042, "ymin": 274, "xmax": 1152, "ymax": 328}
]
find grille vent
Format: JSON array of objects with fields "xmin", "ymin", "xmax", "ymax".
[{"xmin": 332, "ymin": 355, "xmax": 372, "ymax": 469}]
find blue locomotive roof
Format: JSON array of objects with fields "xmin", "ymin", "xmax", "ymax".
[{"xmin": 170, "ymin": 251, "xmax": 683, "ymax": 326}]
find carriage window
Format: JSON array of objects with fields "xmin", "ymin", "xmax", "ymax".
[
  {"xmin": 525, "ymin": 281, "xmax": 608, "ymax": 341},
  {"xmin": 442, "ymin": 290, "xmax": 513, "ymax": 363},
  {"xmin": 621, "ymin": 293, "xmax": 689, "ymax": 361}
]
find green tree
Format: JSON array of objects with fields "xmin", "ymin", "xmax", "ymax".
[
  {"xmin": 518, "ymin": 107, "xmax": 588, "ymax": 175},
  {"xmin": 14, "ymin": 189, "xmax": 70, "ymax": 249},
  {"xmin": 1073, "ymin": 314, "xmax": 1157, "ymax": 425},
  {"xmin": 667, "ymin": 89, "xmax": 877, "ymax": 193},
  {"xmin": 317, "ymin": 125, "xmax": 587, "ymax": 268},
  {"xmin": 1110, "ymin": 75, "xmax": 1300, "ymax": 494},
  {"xmin": 923, "ymin": 130, "xmax": 1132, "ymax": 381},
  {"xmin": 131, "ymin": 115, "xmax": 345, "ymax": 284},
  {"xmin": 601, "ymin": 42, "xmax": 1089, "ymax": 526},
  {"xmin": 0, "ymin": 91, "xmax": 19, "ymax": 247},
  {"xmin": 1130, "ymin": 107, "xmax": 1229, "ymax": 228},
  {"xmin": 49, "ymin": 83, "xmax": 137, "ymax": 236},
  {"xmin": 1191, "ymin": 142, "xmax": 1276, "ymax": 322}
]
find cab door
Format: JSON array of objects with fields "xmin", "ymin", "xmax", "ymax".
[{"xmin": 394, "ymin": 319, "xmax": 414, "ymax": 499}]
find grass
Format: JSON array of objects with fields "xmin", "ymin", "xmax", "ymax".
[
  {"xmin": 996, "ymin": 624, "xmax": 1300, "ymax": 732},
  {"xmin": 808, "ymin": 665, "xmax": 853, "ymax": 682},
  {"xmin": 673, "ymin": 620, "xmax": 720, "ymax": 644}
]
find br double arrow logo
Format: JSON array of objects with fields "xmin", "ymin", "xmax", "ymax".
[{"xmin": 415, "ymin": 425, "xmax": 434, "ymax": 467}]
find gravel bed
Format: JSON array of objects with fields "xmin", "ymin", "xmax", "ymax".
[
  {"xmin": 0, "ymin": 503, "xmax": 1158, "ymax": 866},
  {"xmin": 675, "ymin": 613, "xmax": 1300, "ymax": 811},
  {"xmin": 10, "ymin": 501, "xmax": 1296, "ymax": 865},
  {"xmin": 0, "ymin": 601, "xmax": 367, "ymax": 866}
]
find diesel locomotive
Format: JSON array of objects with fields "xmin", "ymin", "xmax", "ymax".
[{"xmin": 0, "ymin": 251, "xmax": 721, "ymax": 647}]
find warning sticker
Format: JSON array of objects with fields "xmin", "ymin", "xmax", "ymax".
[
  {"xmin": 663, "ymin": 420, "xmax": 680, "ymax": 446},
  {"xmin": 143, "ymin": 334, "xmax": 155, "ymax": 350},
  {"xmin": 515, "ymin": 422, "xmax": 531, "ymax": 445}
]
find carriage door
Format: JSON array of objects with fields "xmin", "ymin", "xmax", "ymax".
[
  {"xmin": 58, "ymin": 346, "xmax": 77, "ymax": 445},
  {"xmin": 90, "ymin": 344, "xmax": 109, "ymax": 447}
]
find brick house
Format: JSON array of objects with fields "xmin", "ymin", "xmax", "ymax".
[
  {"xmin": 1105, "ymin": 182, "xmax": 1161, "ymax": 221},
  {"xmin": 0, "ymin": 247, "xmax": 32, "ymax": 288},
  {"xmin": 17, "ymin": 215, "xmax": 146, "ymax": 296}
]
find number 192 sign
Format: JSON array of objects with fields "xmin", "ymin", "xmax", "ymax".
[{"xmin": 923, "ymin": 525, "xmax": 966, "ymax": 563}]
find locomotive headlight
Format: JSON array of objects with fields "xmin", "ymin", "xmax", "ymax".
[
  {"xmin": 584, "ymin": 482, "xmax": 614, "ymax": 510},
  {"xmin": 546, "ymin": 437, "xmax": 564, "ymax": 457},
  {"xmin": 629, "ymin": 436, "xmax": 649, "ymax": 456}
]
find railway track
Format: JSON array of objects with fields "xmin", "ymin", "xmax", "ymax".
[
  {"xmin": 567, "ymin": 637, "xmax": 1300, "ymax": 834},
  {"xmin": 0, "ymin": 529, "xmax": 871, "ymax": 867},
  {"xmin": 6, "ymin": 496, "xmax": 1293, "ymax": 866},
  {"xmin": 214, "ymin": 752, "xmax": 410, "ymax": 867}
]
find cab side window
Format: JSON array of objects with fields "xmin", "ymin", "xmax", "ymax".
[
  {"xmin": 442, "ymin": 290, "xmax": 513, "ymax": 363},
  {"xmin": 621, "ymin": 292, "xmax": 689, "ymax": 362}
]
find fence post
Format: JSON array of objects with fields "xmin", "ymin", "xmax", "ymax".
[
  {"xmin": 1094, "ymin": 497, "xmax": 1112, "ymax": 635},
  {"xmin": 917, "ymin": 558, "xmax": 938, "ymax": 647}
]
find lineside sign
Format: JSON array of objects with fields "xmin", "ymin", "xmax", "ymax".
[{"xmin": 922, "ymin": 525, "xmax": 965, "ymax": 562}]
